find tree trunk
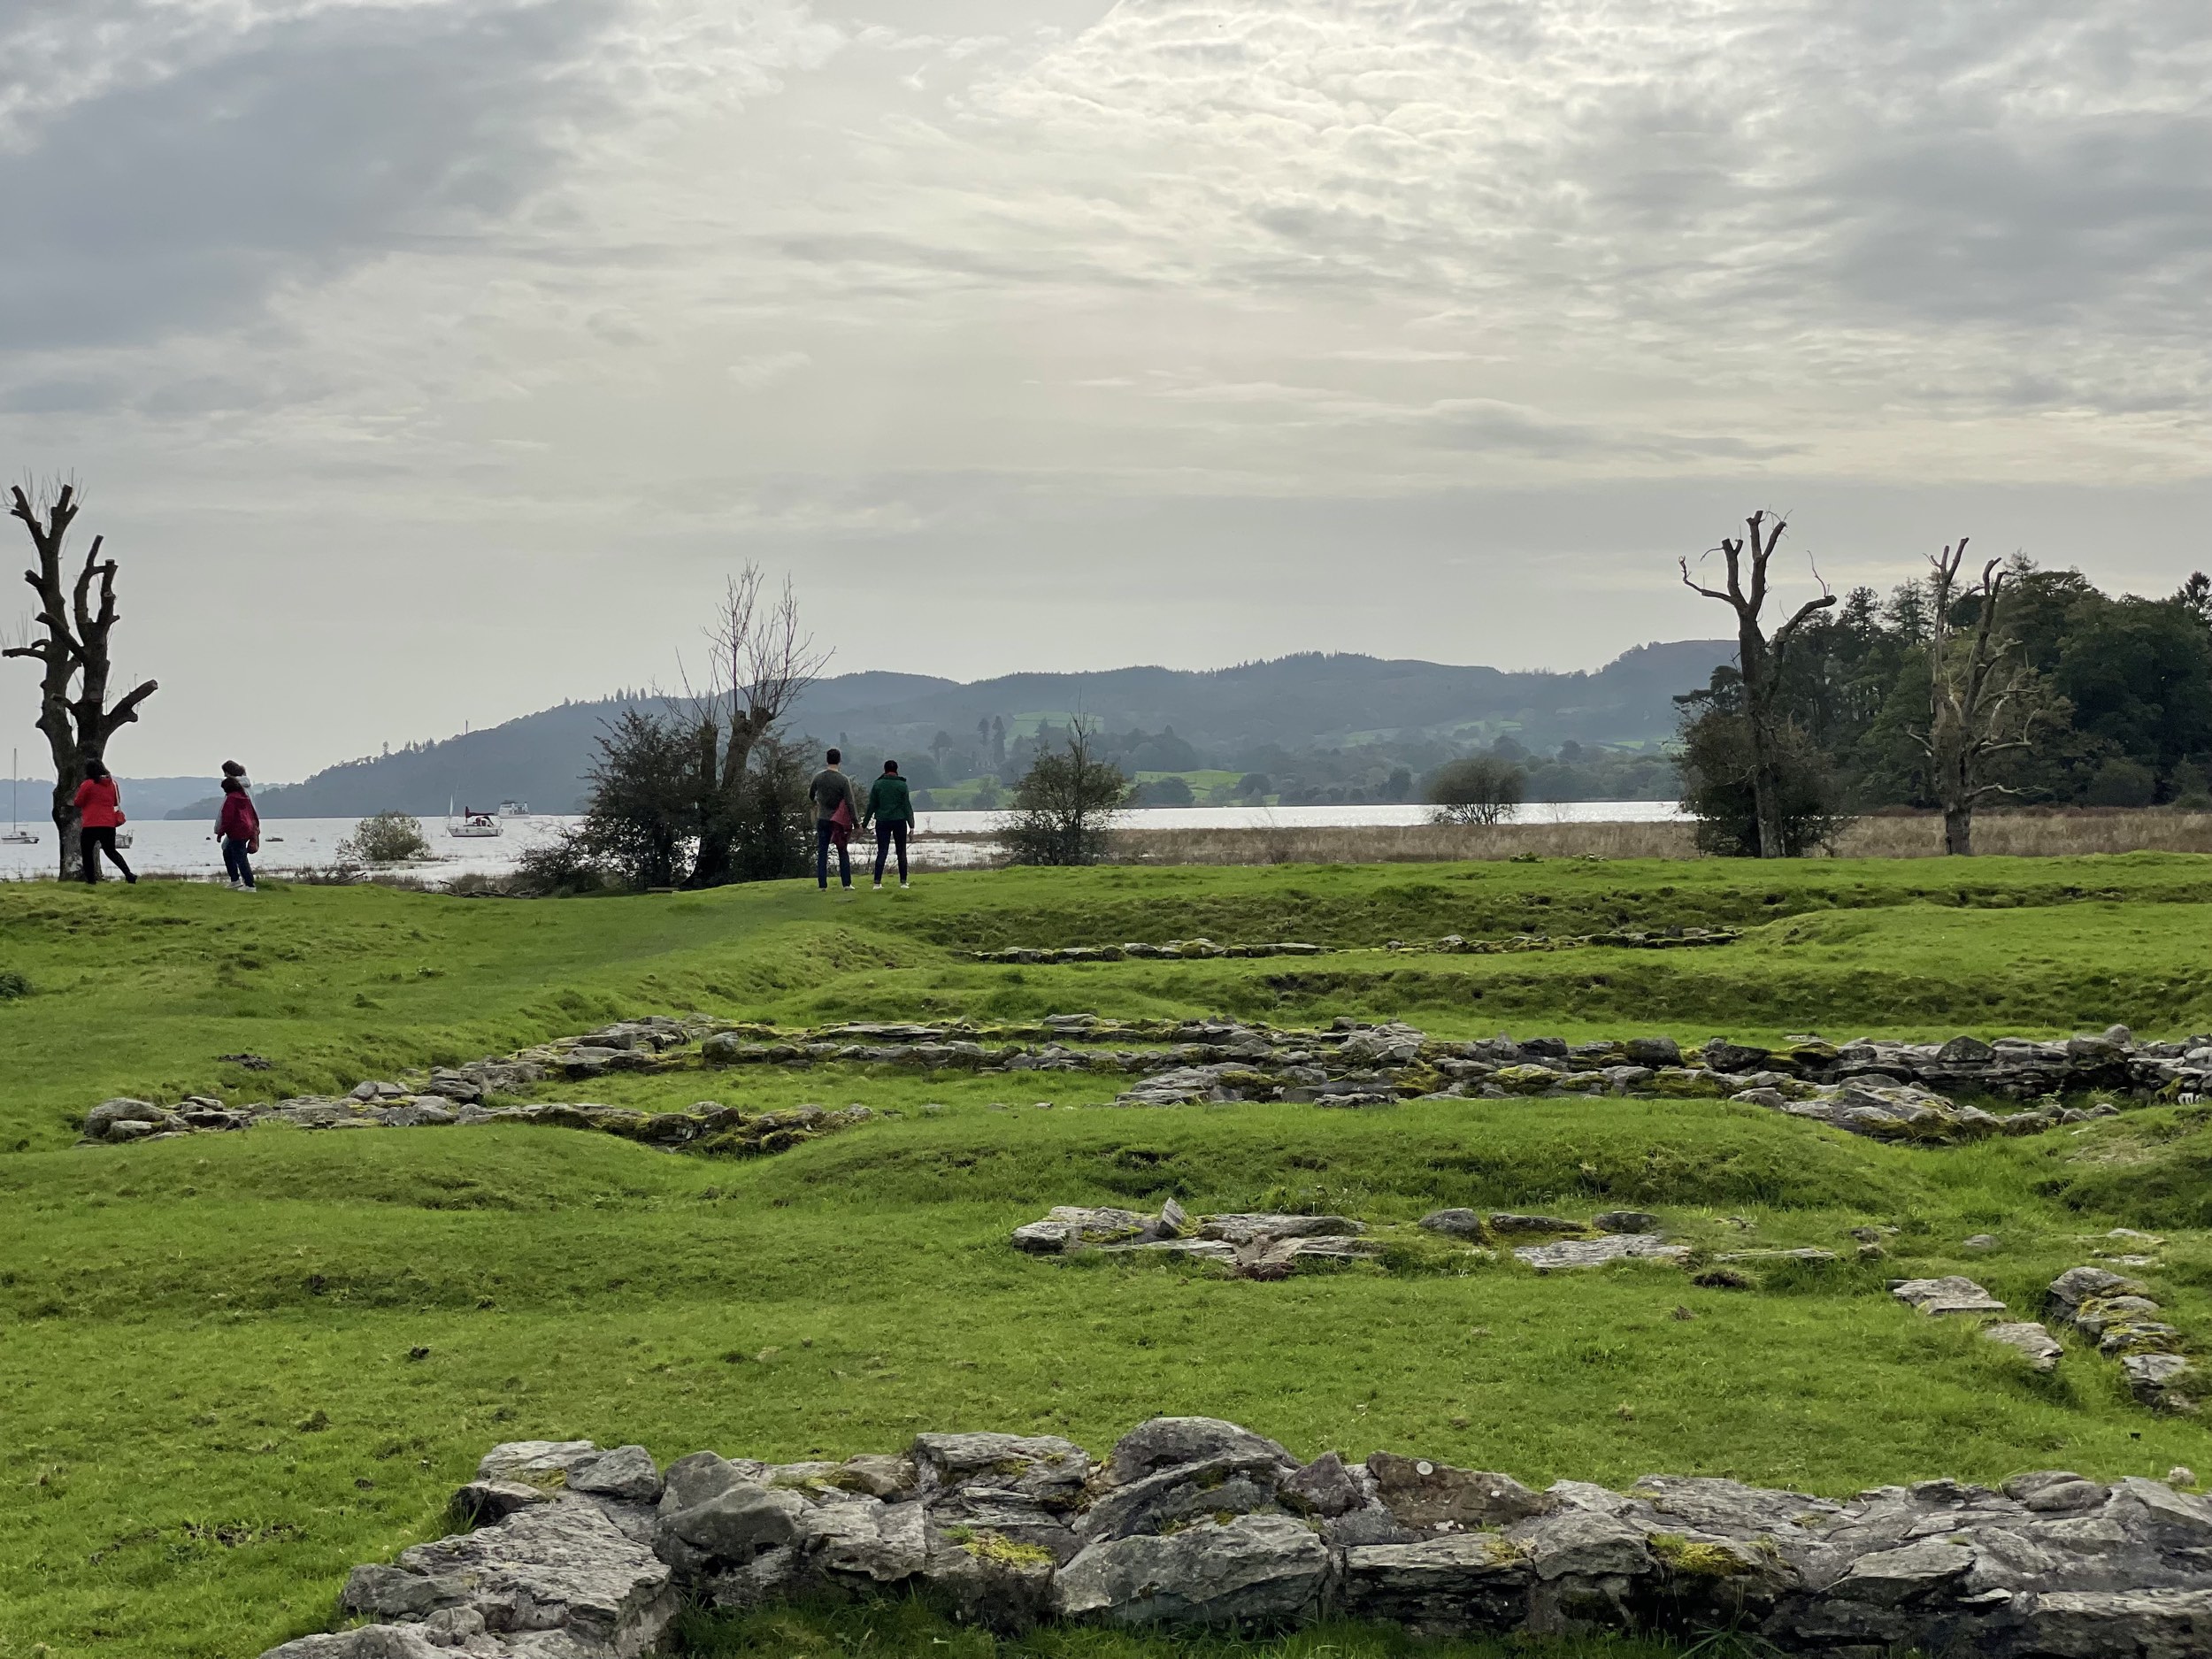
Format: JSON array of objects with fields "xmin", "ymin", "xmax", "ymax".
[
  {"xmin": 1740, "ymin": 635, "xmax": 1786, "ymax": 858},
  {"xmin": 49, "ymin": 777, "xmax": 81, "ymax": 879},
  {"xmin": 38, "ymin": 699, "xmax": 81, "ymax": 880},
  {"xmin": 1943, "ymin": 805, "xmax": 1974, "ymax": 856},
  {"xmin": 687, "ymin": 720, "xmax": 735, "ymax": 889}
]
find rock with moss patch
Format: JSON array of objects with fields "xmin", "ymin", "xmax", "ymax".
[
  {"xmin": 912, "ymin": 1432, "xmax": 1091, "ymax": 1509},
  {"xmin": 1367, "ymin": 1452, "xmax": 1554, "ymax": 1532},
  {"xmin": 1010, "ymin": 1207, "xmax": 1164, "ymax": 1252},
  {"xmin": 342, "ymin": 1496, "xmax": 675, "ymax": 1654},
  {"xmin": 1340, "ymin": 1532, "xmax": 1532, "ymax": 1633},
  {"xmin": 1075, "ymin": 1452, "xmax": 1299, "ymax": 1541},
  {"xmin": 2124, "ymin": 1353, "xmax": 2200, "ymax": 1412},
  {"xmin": 2048, "ymin": 1265, "xmax": 2150, "ymax": 1322},
  {"xmin": 1052, "ymin": 1513, "xmax": 1330, "ymax": 1626}
]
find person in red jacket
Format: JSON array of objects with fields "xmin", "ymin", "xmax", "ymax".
[
  {"xmin": 216, "ymin": 775, "xmax": 261, "ymax": 892},
  {"xmin": 71, "ymin": 759, "xmax": 135, "ymax": 885}
]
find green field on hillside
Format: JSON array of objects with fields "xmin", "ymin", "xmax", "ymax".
[{"xmin": 7, "ymin": 857, "xmax": 2212, "ymax": 1657}]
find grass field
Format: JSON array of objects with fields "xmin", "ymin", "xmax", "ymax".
[{"xmin": 8, "ymin": 856, "xmax": 2212, "ymax": 1657}]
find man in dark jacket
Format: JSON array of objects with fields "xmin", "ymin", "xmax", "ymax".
[
  {"xmin": 864, "ymin": 759, "xmax": 915, "ymax": 889},
  {"xmin": 808, "ymin": 749, "xmax": 860, "ymax": 894}
]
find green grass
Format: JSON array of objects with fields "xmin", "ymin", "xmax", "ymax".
[
  {"xmin": 10, "ymin": 860, "xmax": 2212, "ymax": 1657},
  {"xmin": 672, "ymin": 1597, "xmax": 1682, "ymax": 1659}
]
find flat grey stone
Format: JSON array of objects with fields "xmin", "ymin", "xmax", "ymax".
[
  {"xmin": 1367, "ymin": 1452, "xmax": 1553, "ymax": 1530},
  {"xmin": 1515, "ymin": 1233, "xmax": 1688, "ymax": 1271},
  {"xmin": 1982, "ymin": 1323, "xmax": 2062, "ymax": 1372},
  {"xmin": 1052, "ymin": 1513, "xmax": 1329, "ymax": 1625},
  {"xmin": 568, "ymin": 1445, "xmax": 662, "ymax": 1503},
  {"xmin": 1101, "ymin": 1417, "xmax": 1297, "ymax": 1487},
  {"xmin": 1890, "ymin": 1276, "xmax": 2005, "ymax": 1316},
  {"xmin": 1340, "ymin": 1533, "xmax": 1532, "ymax": 1632}
]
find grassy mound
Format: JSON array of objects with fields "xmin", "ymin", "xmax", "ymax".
[{"xmin": 8, "ymin": 861, "xmax": 2212, "ymax": 1657}]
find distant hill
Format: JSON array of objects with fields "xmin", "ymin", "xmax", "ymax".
[
  {"xmin": 6, "ymin": 774, "xmax": 222, "ymax": 821},
  {"xmin": 173, "ymin": 642, "xmax": 1732, "ymax": 818}
]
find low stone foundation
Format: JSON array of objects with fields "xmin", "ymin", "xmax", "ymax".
[
  {"xmin": 77, "ymin": 1014, "xmax": 2200, "ymax": 1150},
  {"xmin": 265, "ymin": 1415, "xmax": 2212, "ymax": 1658}
]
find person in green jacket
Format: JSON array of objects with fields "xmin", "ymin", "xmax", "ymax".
[{"xmin": 864, "ymin": 759, "xmax": 915, "ymax": 889}]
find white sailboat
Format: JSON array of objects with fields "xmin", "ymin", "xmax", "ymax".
[
  {"xmin": 447, "ymin": 797, "xmax": 502, "ymax": 839},
  {"xmin": 3, "ymin": 749, "xmax": 37, "ymax": 844}
]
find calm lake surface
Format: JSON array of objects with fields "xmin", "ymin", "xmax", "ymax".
[{"xmin": 0, "ymin": 801, "xmax": 1686, "ymax": 882}]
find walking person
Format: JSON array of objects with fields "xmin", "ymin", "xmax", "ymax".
[
  {"xmin": 808, "ymin": 748, "xmax": 859, "ymax": 895},
  {"xmin": 72, "ymin": 759, "xmax": 136, "ymax": 885},
  {"xmin": 216, "ymin": 774, "xmax": 261, "ymax": 893},
  {"xmin": 864, "ymin": 759, "xmax": 914, "ymax": 889}
]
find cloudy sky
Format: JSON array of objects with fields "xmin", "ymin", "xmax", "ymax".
[{"xmin": 4, "ymin": 0, "xmax": 2209, "ymax": 778}]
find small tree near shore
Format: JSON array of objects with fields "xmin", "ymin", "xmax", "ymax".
[
  {"xmin": 682, "ymin": 567, "xmax": 828, "ymax": 888},
  {"xmin": 337, "ymin": 812, "xmax": 431, "ymax": 866},
  {"xmin": 3, "ymin": 482, "xmax": 158, "ymax": 878},
  {"xmin": 1002, "ymin": 718, "xmax": 1127, "ymax": 865},
  {"xmin": 1426, "ymin": 757, "xmax": 1525, "ymax": 825}
]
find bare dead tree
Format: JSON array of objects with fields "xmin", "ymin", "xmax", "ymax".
[
  {"xmin": 3, "ymin": 481, "xmax": 158, "ymax": 878},
  {"xmin": 681, "ymin": 565, "xmax": 830, "ymax": 887},
  {"xmin": 1679, "ymin": 511, "xmax": 1836, "ymax": 859},
  {"xmin": 1910, "ymin": 539, "xmax": 2055, "ymax": 856}
]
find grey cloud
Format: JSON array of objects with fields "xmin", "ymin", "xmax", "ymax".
[
  {"xmin": 0, "ymin": 0, "xmax": 626, "ymax": 353},
  {"xmin": 1814, "ymin": 117, "xmax": 2212, "ymax": 325}
]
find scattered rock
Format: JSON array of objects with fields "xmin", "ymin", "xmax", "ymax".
[
  {"xmin": 1366, "ymin": 1453, "xmax": 1554, "ymax": 1531},
  {"xmin": 2124, "ymin": 1353, "xmax": 2200, "ymax": 1412},
  {"xmin": 1889, "ymin": 1276, "xmax": 2005, "ymax": 1317},
  {"xmin": 1484, "ymin": 1212, "xmax": 1587, "ymax": 1236},
  {"xmin": 1417, "ymin": 1209, "xmax": 1486, "ymax": 1240},
  {"xmin": 2048, "ymin": 1265, "xmax": 2148, "ymax": 1317},
  {"xmin": 1982, "ymin": 1322, "xmax": 2063, "ymax": 1372},
  {"xmin": 1515, "ymin": 1234, "xmax": 1688, "ymax": 1271},
  {"xmin": 1592, "ymin": 1210, "xmax": 1661, "ymax": 1234}
]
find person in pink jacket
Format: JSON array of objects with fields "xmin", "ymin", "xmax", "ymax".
[{"xmin": 216, "ymin": 776, "xmax": 260, "ymax": 892}]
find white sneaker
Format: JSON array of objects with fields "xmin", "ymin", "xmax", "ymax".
[
  {"xmin": 227, "ymin": 879, "xmax": 242, "ymax": 890},
  {"xmin": 899, "ymin": 879, "xmax": 910, "ymax": 889},
  {"xmin": 239, "ymin": 885, "xmax": 259, "ymax": 895},
  {"xmin": 872, "ymin": 880, "xmax": 883, "ymax": 890}
]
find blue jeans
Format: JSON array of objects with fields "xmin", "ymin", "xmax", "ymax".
[
  {"xmin": 222, "ymin": 837, "xmax": 256, "ymax": 887},
  {"xmin": 816, "ymin": 820, "xmax": 850, "ymax": 888}
]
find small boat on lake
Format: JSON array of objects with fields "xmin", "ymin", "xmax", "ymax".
[
  {"xmin": 447, "ymin": 799, "xmax": 502, "ymax": 839},
  {"xmin": 4, "ymin": 749, "xmax": 38, "ymax": 844},
  {"xmin": 497, "ymin": 800, "xmax": 529, "ymax": 817}
]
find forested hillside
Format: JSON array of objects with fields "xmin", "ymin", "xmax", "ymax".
[{"xmin": 171, "ymin": 643, "xmax": 1731, "ymax": 817}]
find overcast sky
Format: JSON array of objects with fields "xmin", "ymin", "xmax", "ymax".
[{"xmin": 4, "ymin": 0, "xmax": 2209, "ymax": 779}]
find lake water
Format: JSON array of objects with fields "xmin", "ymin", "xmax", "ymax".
[{"xmin": 0, "ymin": 801, "xmax": 1686, "ymax": 883}]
